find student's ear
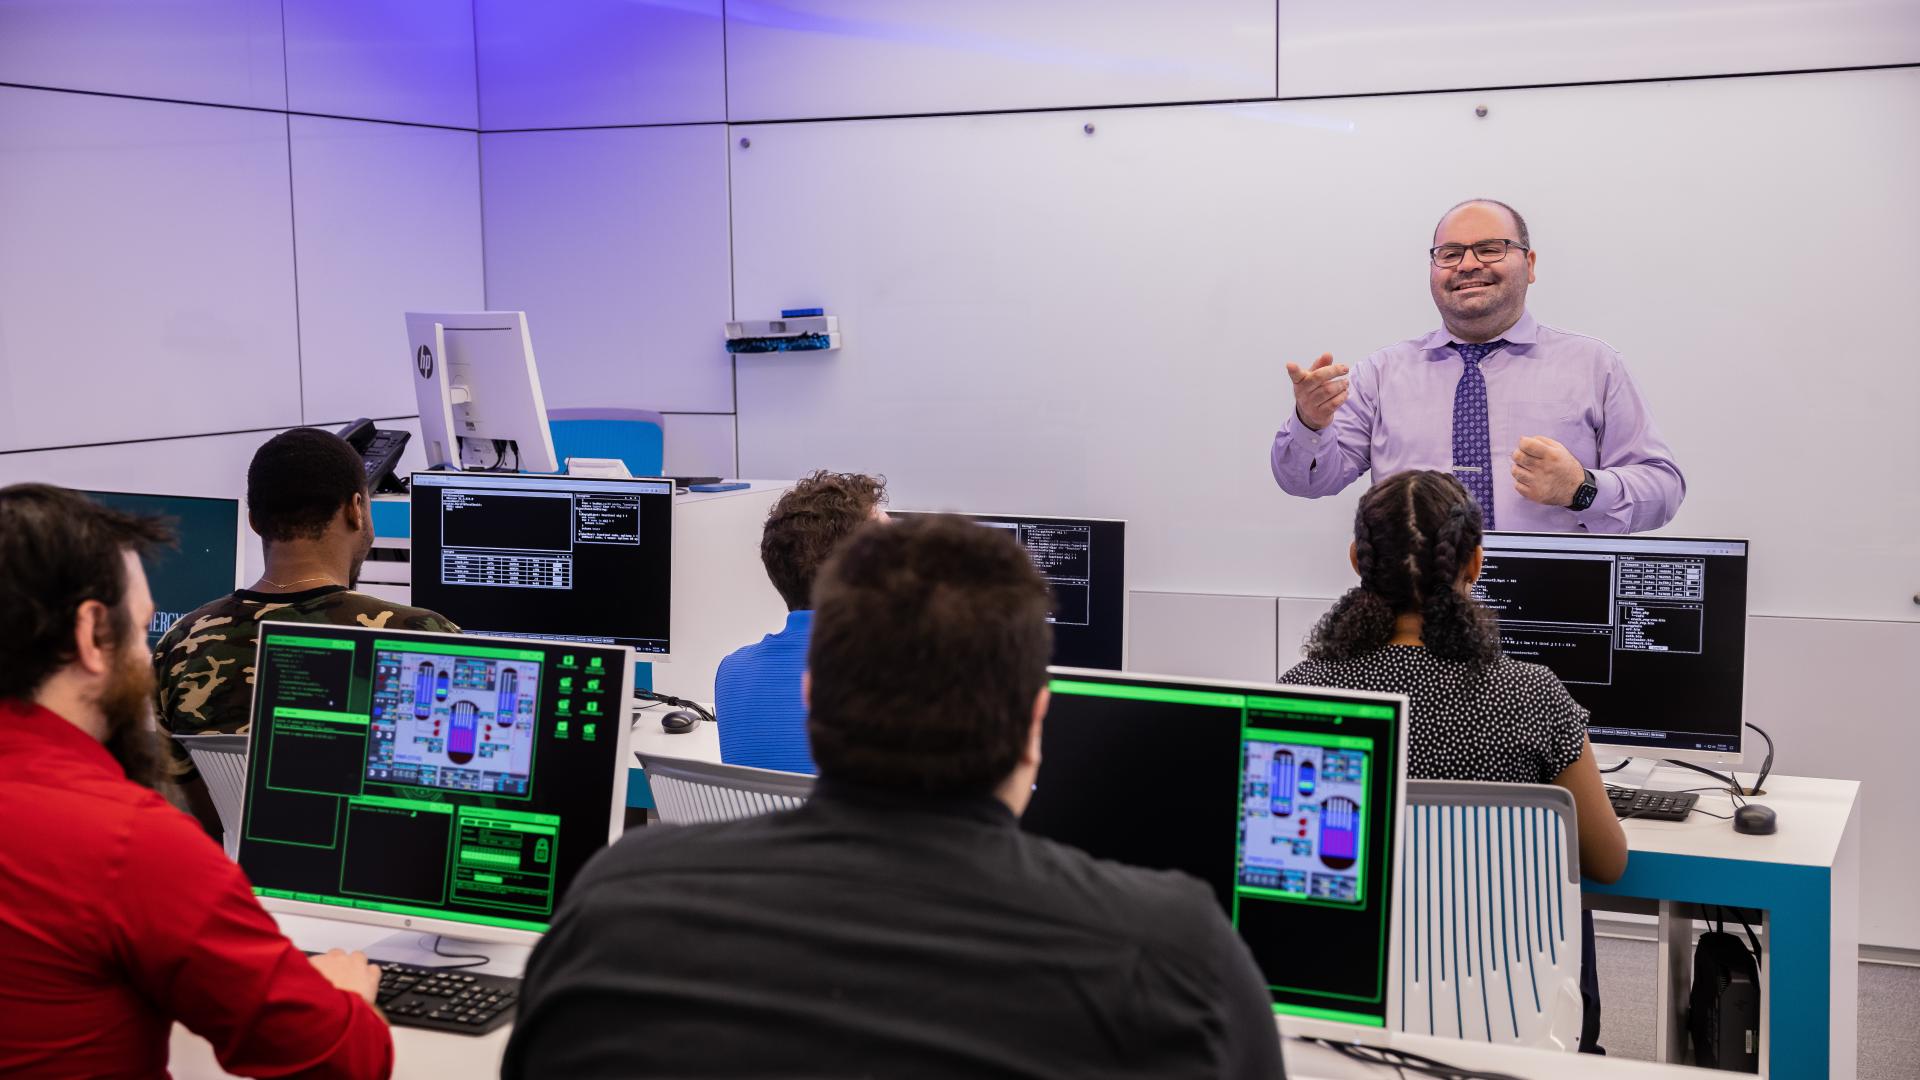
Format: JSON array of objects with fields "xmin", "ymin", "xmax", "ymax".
[
  {"xmin": 801, "ymin": 671, "xmax": 811, "ymax": 710},
  {"xmin": 344, "ymin": 491, "xmax": 369, "ymax": 534},
  {"xmin": 1462, "ymin": 545, "xmax": 1484, "ymax": 586},
  {"xmin": 1349, "ymin": 541, "xmax": 1361, "ymax": 576},
  {"xmin": 1024, "ymin": 688, "xmax": 1049, "ymax": 767}
]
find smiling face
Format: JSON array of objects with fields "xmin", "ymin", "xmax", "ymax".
[{"xmin": 1429, "ymin": 202, "xmax": 1536, "ymax": 342}]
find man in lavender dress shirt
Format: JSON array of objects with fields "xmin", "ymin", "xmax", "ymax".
[{"xmin": 1270, "ymin": 199, "xmax": 1684, "ymax": 533}]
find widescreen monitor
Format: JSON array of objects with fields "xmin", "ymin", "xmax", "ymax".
[
  {"xmin": 1027, "ymin": 669, "xmax": 1408, "ymax": 1030},
  {"xmin": 1474, "ymin": 532, "xmax": 1749, "ymax": 763},
  {"xmin": 409, "ymin": 472, "xmax": 673, "ymax": 657},
  {"xmin": 405, "ymin": 310, "xmax": 559, "ymax": 474},
  {"xmin": 891, "ymin": 511, "xmax": 1126, "ymax": 669},
  {"xmin": 239, "ymin": 623, "xmax": 633, "ymax": 945},
  {"xmin": 82, "ymin": 489, "xmax": 244, "ymax": 647}
]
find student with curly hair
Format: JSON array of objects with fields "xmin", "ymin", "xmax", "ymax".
[
  {"xmin": 714, "ymin": 470, "xmax": 889, "ymax": 772},
  {"xmin": 1282, "ymin": 468, "xmax": 1627, "ymax": 1051}
]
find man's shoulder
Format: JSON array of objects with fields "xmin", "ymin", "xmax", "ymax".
[
  {"xmin": 1530, "ymin": 321, "xmax": 1626, "ymax": 362},
  {"xmin": 291, "ymin": 590, "xmax": 460, "ymax": 633}
]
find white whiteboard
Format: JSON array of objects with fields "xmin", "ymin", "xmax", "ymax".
[{"xmin": 732, "ymin": 67, "xmax": 1920, "ymax": 622}]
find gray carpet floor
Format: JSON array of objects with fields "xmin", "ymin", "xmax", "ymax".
[{"xmin": 1592, "ymin": 934, "xmax": 1920, "ymax": 1077}]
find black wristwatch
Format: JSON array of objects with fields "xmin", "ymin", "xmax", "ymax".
[{"xmin": 1568, "ymin": 469, "xmax": 1598, "ymax": 512}]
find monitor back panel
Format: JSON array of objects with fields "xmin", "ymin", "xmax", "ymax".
[
  {"xmin": 409, "ymin": 472, "xmax": 673, "ymax": 657},
  {"xmin": 1029, "ymin": 669, "xmax": 1407, "ymax": 1029},
  {"xmin": 238, "ymin": 623, "xmax": 631, "ymax": 939}
]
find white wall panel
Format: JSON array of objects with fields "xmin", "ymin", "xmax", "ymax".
[
  {"xmin": 0, "ymin": 0, "xmax": 285, "ymax": 109},
  {"xmin": 725, "ymin": 0, "xmax": 1275, "ymax": 121},
  {"xmin": 290, "ymin": 116, "xmax": 483, "ymax": 424},
  {"xmin": 662, "ymin": 413, "xmax": 739, "ymax": 479},
  {"xmin": 0, "ymin": 87, "xmax": 300, "ymax": 451},
  {"xmin": 0, "ymin": 418, "xmax": 430, "ymax": 586},
  {"xmin": 474, "ymin": 0, "xmax": 725, "ymax": 129},
  {"xmin": 480, "ymin": 125, "xmax": 734, "ymax": 414},
  {"xmin": 1129, "ymin": 591, "xmax": 1278, "ymax": 682},
  {"xmin": 282, "ymin": 0, "xmax": 477, "ymax": 128},
  {"xmin": 1276, "ymin": 596, "xmax": 1335, "ymax": 673},
  {"xmin": 732, "ymin": 70, "xmax": 1920, "ymax": 622},
  {"xmin": 1276, "ymin": 0, "xmax": 1920, "ymax": 98}
]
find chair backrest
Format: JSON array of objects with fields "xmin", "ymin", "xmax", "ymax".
[
  {"xmin": 637, "ymin": 752, "xmax": 814, "ymax": 825},
  {"xmin": 547, "ymin": 407, "xmax": 666, "ymax": 477},
  {"xmin": 1398, "ymin": 780, "xmax": 1584, "ymax": 1051},
  {"xmin": 175, "ymin": 734, "xmax": 249, "ymax": 860}
]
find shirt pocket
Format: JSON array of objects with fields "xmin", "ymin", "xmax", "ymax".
[{"xmin": 1510, "ymin": 399, "xmax": 1597, "ymax": 466}]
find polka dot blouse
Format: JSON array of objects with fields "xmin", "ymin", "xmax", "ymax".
[{"xmin": 1282, "ymin": 645, "xmax": 1588, "ymax": 784}]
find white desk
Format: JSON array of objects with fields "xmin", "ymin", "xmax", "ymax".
[
  {"xmin": 1278, "ymin": 1022, "xmax": 1723, "ymax": 1078},
  {"xmin": 1583, "ymin": 769, "xmax": 1861, "ymax": 1078}
]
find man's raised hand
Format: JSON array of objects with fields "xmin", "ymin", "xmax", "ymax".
[{"xmin": 1287, "ymin": 353, "xmax": 1350, "ymax": 432}]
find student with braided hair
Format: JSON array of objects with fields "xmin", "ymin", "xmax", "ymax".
[{"xmin": 1282, "ymin": 468, "xmax": 1627, "ymax": 1051}]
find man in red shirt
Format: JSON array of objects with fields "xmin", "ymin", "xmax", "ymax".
[{"xmin": 0, "ymin": 483, "xmax": 393, "ymax": 1078}]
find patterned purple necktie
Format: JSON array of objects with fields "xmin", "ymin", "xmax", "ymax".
[{"xmin": 1451, "ymin": 340, "xmax": 1506, "ymax": 528}]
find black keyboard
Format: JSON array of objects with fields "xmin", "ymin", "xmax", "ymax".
[
  {"xmin": 1607, "ymin": 785, "xmax": 1698, "ymax": 822},
  {"xmin": 307, "ymin": 954, "xmax": 520, "ymax": 1034}
]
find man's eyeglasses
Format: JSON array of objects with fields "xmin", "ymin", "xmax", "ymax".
[{"xmin": 1429, "ymin": 239, "xmax": 1527, "ymax": 268}]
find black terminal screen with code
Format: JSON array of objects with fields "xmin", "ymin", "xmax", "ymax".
[
  {"xmin": 1025, "ymin": 671, "xmax": 1406, "ymax": 1027},
  {"xmin": 1474, "ymin": 533, "xmax": 1749, "ymax": 756},
  {"xmin": 238, "ymin": 623, "xmax": 630, "ymax": 939},
  {"xmin": 409, "ymin": 472, "xmax": 672, "ymax": 655},
  {"xmin": 891, "ymin": 511, "xmax": 1126, "ymax": 670}
]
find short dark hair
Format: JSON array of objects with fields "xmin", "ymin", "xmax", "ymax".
[
  {"xmin": 1306, "ymin": 470, "xmax": 1501, "ymax": 667},
  {"xmin": 1438, "ymin": 198, "xmax": 1530, "ymax": 250},
  {"xmin": 0, "ymin": 484, "xmax": 172, "ymax": 701},
  {"xmin": 760, "ymin": 470, "xmax": 889, "ymax": 611},
  {"xmin": 248, "ymin": 427, "xmax": 369, "ymax": 544},
  {"xmin": 807, "ymin": 514, "xmax": 1053, "ymax": 795}
]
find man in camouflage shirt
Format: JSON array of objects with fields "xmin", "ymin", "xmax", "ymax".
[{"xmin": 154, "ymin": 428, "xmax": 456, "ymax": 745}]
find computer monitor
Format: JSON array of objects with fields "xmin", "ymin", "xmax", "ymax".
[
  {"xmin": 890, "ymin": 511, "xmax": 1126, "ymax": 669},
  {"xmin": 238, "ymin": 623, "xmax": 633, "ymax": 945},
  {"xmin": 1027, "ymin": 669, "xmax": 1408, "ymax": 1030},
  {"xmin": 1472, "ymin": 532, "xmax": 1749, "ymax": 763},
  {"xmin": 82, "ymin": 489, "xmax": 244, "ymax": 647},
  {"xmin": 408, "ymin": 472, "xmax": 673, "ymax": 657},
  {"xmin": 405, "ymin": 311, "xmax": 559, "ymax": 474}
]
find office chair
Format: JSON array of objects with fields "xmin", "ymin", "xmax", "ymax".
[
  {"xmin": 1398, "ymin": 780, "xmax": 1585, "ymax": 1051},
  {"xmin": 636, "ymin": 752, "xmax": 814, "ymax": 825},
  {"xmin": 547, "ymin": 407, "xmax": 666, "ymax": 477},
  {"xmin": 173, "ymin": 734, "xmax": 249, "ymax": 860}
]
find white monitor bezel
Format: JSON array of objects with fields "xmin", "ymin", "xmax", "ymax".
[
  {"xmin": 1045, "ymin": 665, "xmax": 1410, "ymax": 1033},
  {"xmin": 244, "ymin": 621, "xmax": 635, "ymax": 947},
  {"xmin": 1479, "ymin": 530, "xmax": 1750, "ymax": 766},
  {"xmin": 895, "ymin": 509, "xmax": 1129, "ymax": 671},
  {"xmin": 404, "ymin": 310, "xmax": 560, "ymax": 476},
  {"xmin": 406, "ymin": 471, "xmax": 676, "ymax": 662}
]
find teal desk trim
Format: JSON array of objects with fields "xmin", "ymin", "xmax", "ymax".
[
  {"xmin": 1586, "ymin": 852, "xmax": 1830, "ymax": 1077},
  {"xmin": 369, "ymin": 499, "xmax": 410, "ymax": 539}
]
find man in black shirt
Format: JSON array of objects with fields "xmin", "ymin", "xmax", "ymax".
[{"xmin": 505, "ymin": 514, "xmax": 1284, "ymax": 1078}]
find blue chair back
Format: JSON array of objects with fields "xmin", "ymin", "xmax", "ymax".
[{"xmin": 547, "ymin": 407, "xmax": 665, "ymax": 477}]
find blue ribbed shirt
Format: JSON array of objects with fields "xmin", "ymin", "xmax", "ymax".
[{"xmin": 715, "ymin": 610, "xmax": 816, "ymax": 774}]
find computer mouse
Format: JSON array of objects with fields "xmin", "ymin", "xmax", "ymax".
[
  {"xmin": 1733, "ymin": 804, "xmax": 1777, "ymax": 835},
  {"xmin": 660, "ymin": 709, "xmax": 701, "ymax": 734}
]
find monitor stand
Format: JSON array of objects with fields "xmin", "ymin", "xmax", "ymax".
[
  {"xmin": 356, "ymin": 930, "xmax": 531, "ymax": 977},
  {"xmin": 1601, "ymin": 756, "xmax": 1660, "ymax": 788}
]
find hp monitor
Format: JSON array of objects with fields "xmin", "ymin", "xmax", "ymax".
[
  {"xmin": 406, "ymin": 311, "xmax": 559, "ymax": 474},
  {"xmin": 1028, "ymin": 669, "xmax": 1408, "ymax": 1030},
  {"xmin": 409, "ymin": 472, "xmax": 673, "ymax": 657},
  {"xmin": 1474, "ymin": 532, "xmax": 1749, "ymax": 763},
  {"xmin": 82, "ymin": 489, "xmax": 243, "ymax": 647},
  {"xmin": 891, "ymin": 511, "xmax": 1126, "ymax": 669},
  {"xmin": 239, "ymin": 623, "xmax": 633, "ymax": 945}
]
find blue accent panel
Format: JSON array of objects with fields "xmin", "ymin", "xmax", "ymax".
[
  {"xmin": 547, "ymin": 417, "xmax": 665, "ymax": 478},
  {"xmin": 1586, "ymin": 852, "xmax": 1835, "ymax": 1078},
  {"xmin": 779, "ymin": 307, "xmax": 824, "ymax": 317},
  {"xmin": 369, "ymin": 498, "xmax": 410, "ymax": 539}
]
